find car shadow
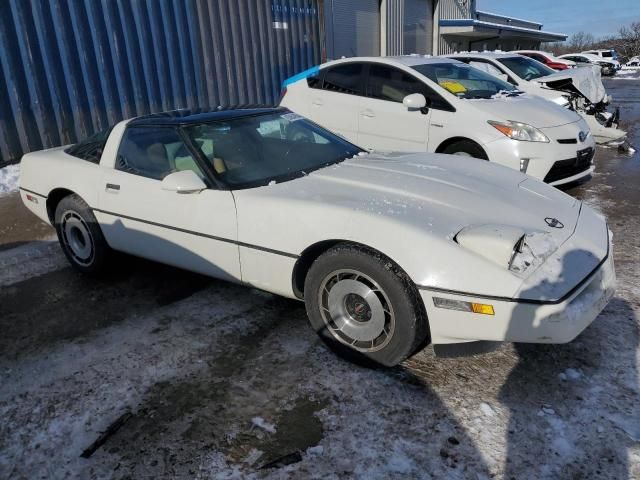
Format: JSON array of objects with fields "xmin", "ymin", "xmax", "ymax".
[{"xmin": 499, "ymin": 249, "xmax": 636, "ymax": 478}]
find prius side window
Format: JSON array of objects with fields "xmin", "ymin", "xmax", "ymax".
[{"xmin": 322, "ymin": 63, "xmax": 363, "ymax": 95}]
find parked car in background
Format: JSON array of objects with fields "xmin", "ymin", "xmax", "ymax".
[
  {"xmin": 558, "ymin": 53, "xmax": 617, "ymax": 76},
  {"xmin": 622, "ymin": 59, "xmax": 640, "ymax": 70},
  {"xmin": 512, "ymin": 50, "xmax": 575, "ymax": 70},
  {"xmin": 281, "ymin": 56, "xmax": 595, "ymax": 186},
  {"xmin": 447, "ymin": 52, "xmax": 626, "ymax": 146},
  {"xmin": 582, "ymin": 49, "xmax": 621, "ymax": 71},
  {"xmin": 18, "ymin": 106, "xmax": 616, "ymax": 367}
]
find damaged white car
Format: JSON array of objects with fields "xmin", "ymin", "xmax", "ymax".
[
  {"xmin": 447, "ymin": 52, "xmax": 627, "ymax": 146},
  {"xmin": 19, "ymin": 107, "xmax": 616, "ymax": 366}
]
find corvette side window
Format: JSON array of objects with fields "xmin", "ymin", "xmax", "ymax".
[
  {"xmin": 322, "ymin": 63, "xmax": 363, "ymax": 95},
  {"xmin": 116, "ymin": 127, "xmax": 205, "ymax": 181}
]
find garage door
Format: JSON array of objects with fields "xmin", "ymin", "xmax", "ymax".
[
  {"xmin": 403, "ymin": 0, "xmax": 432, "ymax": 55},
  {"xmin": 326, "ymin": 0, "xmax": 380, "ymax": 58}
]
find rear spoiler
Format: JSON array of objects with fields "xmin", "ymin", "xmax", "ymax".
[{"xmin": 281, "ymin": 65, "xmax": 320, "ymax": 90}]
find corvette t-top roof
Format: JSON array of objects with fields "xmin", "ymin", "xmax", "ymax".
[{"xmin": 129, "ymin": 105, "xmax": 283, "ymax": 127}]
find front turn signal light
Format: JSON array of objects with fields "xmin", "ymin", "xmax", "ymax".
[
  {"xmin": 433, "ymin": 297, "xmax": 495, "ymax": 315},
  {"xmin": 471, "ymin": 303, "xmax": 495, "ymax": 315}
]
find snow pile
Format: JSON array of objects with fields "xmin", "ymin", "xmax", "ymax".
[
  {"xmin": 612, "ymin": 69, "xmax": 640, "ymax": 79},
  {"xmin": 0, "ymin": 164, "xmax": 20, "ymax": 195},
  {"xmin": 251, "ymin": 416, "xmax": 276, "ymax": 434}
]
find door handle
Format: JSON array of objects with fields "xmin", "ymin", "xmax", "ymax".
[
  {"xmin": 312, "ymin": 99, "xmax": 323, "ymax": 107},
  {"xmin": 106, "ymin": 183, "xmax": 120, "ymax": 192},
  {"xmin": 361, "ymin": 109, "xmax": 375, "ymax": 118}
]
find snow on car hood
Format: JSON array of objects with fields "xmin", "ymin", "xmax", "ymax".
[
  {"xmin": 297, "ymin": 152, "xmax": 580, "ymax": 246},
  {"xmin": 466, "ymin": 94, "xmax": 581, "ymax": 128},
  {"xmin": 534, "ymin": 67, "xmax": 606, "ymax": 104}
]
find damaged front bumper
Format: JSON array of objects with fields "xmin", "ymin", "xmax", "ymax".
[
  {"xmin": 581, "ymin": 110, "xmax": 627, "ymax": 146},
  {"xmin": 422, "ymin": 253, "xmax": 615, "ymax": 345}
]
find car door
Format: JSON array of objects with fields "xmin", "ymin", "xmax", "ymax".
[
  {"xmin": 97, "ymin": 125, "xmax": 241, "ymax": 281},
  {"xmin": 357, "ymin": 63, "xmax": 432, "ymax": 152},
  {"xmin": 307, "ymin": 62, "xmax": 364, "ymax": 144}
]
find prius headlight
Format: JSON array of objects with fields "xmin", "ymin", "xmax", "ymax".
[{"xmin": 488, "ymin": 120, "xmax": 550, "ymax": 143}]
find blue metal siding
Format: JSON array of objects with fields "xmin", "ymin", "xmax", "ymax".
[{"xmin": 0, "ymin": 0, "xmax": 321, "ymax": 166}]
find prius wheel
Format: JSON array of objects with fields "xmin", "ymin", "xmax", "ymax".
[
  {"xmin": 442, "ymin": 140, "xmax": 488, "ymax": 160},
  {"xmin": 304, "ymin": 243, "xmax": 430, "ymax": 367},
  {"xmin": 55, "ymin": 194, "xmax": 112, "ymax": 274}
]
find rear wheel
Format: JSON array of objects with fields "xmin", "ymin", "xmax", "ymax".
[
  {"xmin": 442, "ymin": 140, "xmax": 488, "ymax": 160},
  {"xmin": 54, "ymin": 194, "xmax": 112, "ymax": 274},
  {"xmin": 304, "ymin": 244, "xmax": 429, "ymax": 367}
]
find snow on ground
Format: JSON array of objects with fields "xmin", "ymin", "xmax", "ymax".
[
  {"xmin": 612, "ymin": 69, "xmax": 640, "ymax": 79},
  {"xmin": 0, "ymin": 164, "xmax": 19, "ymax": 195}
]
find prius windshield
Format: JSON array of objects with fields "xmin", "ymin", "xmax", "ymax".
[
  {"xmin": 412, "ymin": 62, "xmax": 517, "ymax": 99},
  {"xmin": 497, "ymin": 56, "xmax": 555, "ymax": 80},
  {"xmin": 182, "ymin": 111, "xmax": 363, "ymax": 189}
]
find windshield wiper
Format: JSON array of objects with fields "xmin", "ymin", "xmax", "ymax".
[{"xmin": 500, "ymin": 89, "xmax": 525, "ymax": 97}]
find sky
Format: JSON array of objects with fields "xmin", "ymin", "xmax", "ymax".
[{"xmin": 478, "ymin": 0, "xmax": 640, "ymax": 39}]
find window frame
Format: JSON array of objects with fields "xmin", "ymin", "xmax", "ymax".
[{"xmin": 363, "ymin": 62, "xmax": 456, "ymax": 112}]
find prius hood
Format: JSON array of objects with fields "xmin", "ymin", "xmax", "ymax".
[
  {"xmin": 535, "ymin": 67, "xmax": 606, "ymax": 104},
  {"xmin": 466, "ymin": 94, "xmax": 581, "ymax": 128}
]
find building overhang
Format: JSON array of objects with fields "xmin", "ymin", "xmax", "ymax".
[{"xmin": 439, "ymin": 19, "xmax": 567, "ymax": 43}]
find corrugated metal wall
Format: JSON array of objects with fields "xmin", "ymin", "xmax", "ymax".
[
  {"xmin": 438, "ymin": 0, "xmax": 472, "ymax": 20},
  {"xmin": 384, "ymin": 0, "xmax": 404, "ymax": 56},
  {"xmin": 437, "ymin": 0, "xmax": 473, "ymax": 54},
  {"xmin": 0, "ymin": 0, "xmax": 321, "ymax": 167}
]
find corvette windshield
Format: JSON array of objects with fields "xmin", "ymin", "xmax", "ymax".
[
  {"xmin": 497, "ymin": 56, "xmax": 555, "ymax": 80},
  {"xmin": 411, "ymin": 62, "xmax": 517, "ymax": 99},
  {"xmin": 183, "ymin": 112, "xmax": 363, "ymax": 188}
]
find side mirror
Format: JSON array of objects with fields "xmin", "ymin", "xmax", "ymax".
[
  {"xmin": 498, "ymin": 73, "xmax": 509, "ymax": 82},
  {"xmin": 403, "ymin": 93, "xmax": 427, "ymax": 110},
  {"xmin": 161, "ymin": 170, "xmax": 207, "ymax": 194}
]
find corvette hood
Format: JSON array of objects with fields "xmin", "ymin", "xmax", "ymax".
[
  {"xmin": 466, "ymin": 94, "xmax": 580, "ymax": 128},
  {"xmin": 279, "ymin": 152, "xmax": 580, "ymax": 246},
  {"xmin": 534, "ymin": 67, "xmax": 606, "ymax": 104}
]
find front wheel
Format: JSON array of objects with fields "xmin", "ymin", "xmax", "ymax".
[
  {"xmin": 54, "ymin": 194, "xmax": 112, "ymax": 274},
  {"xmin": 304, "ymin": 244, "xmax": 430, "ymax": 367}
]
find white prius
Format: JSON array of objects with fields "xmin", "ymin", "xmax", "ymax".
[
  {"xmin": 447, "ymin": 52, "xmax": 627, "ymax": 146},
  {"xmin": 280, "ymin": 56, "xmax": 596, "ymax": 186},
  {"xmin": 19, "ymin": 107, "xmax": 615, "ymax": 367}
]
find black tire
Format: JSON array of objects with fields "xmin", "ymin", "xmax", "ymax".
[
  {"xmin": 54, "ymin": 194, "xmax": 112, "ymax": 274},
  {"xmin": 304, "ymin": 243, "xmax": 430, "ymax": 367},
  {"xmin": 442, "ymin": 140, "xmax": 488, "ymax": 160}
]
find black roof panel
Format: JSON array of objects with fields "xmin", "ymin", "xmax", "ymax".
[{"xmin": 128, "ymin": 105, "xmax": 285, "ymax": 126}]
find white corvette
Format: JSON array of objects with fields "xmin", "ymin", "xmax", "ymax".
[{"xmin": 19, "ymin": 107, "xmax": 615, "ymax": 366}]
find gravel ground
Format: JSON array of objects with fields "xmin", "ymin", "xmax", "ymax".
[{"xmin": 0, "ymin": 79, "xmax": 638, "ymax": 480}]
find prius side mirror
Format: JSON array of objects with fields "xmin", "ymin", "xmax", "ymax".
[
  {"xmin": 161, "ymin": 170, "xmax": 207, "ymax": 194},
  {"xmin": 403, "ymin": 93, "xmax": 429, "ymax": 114}
]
